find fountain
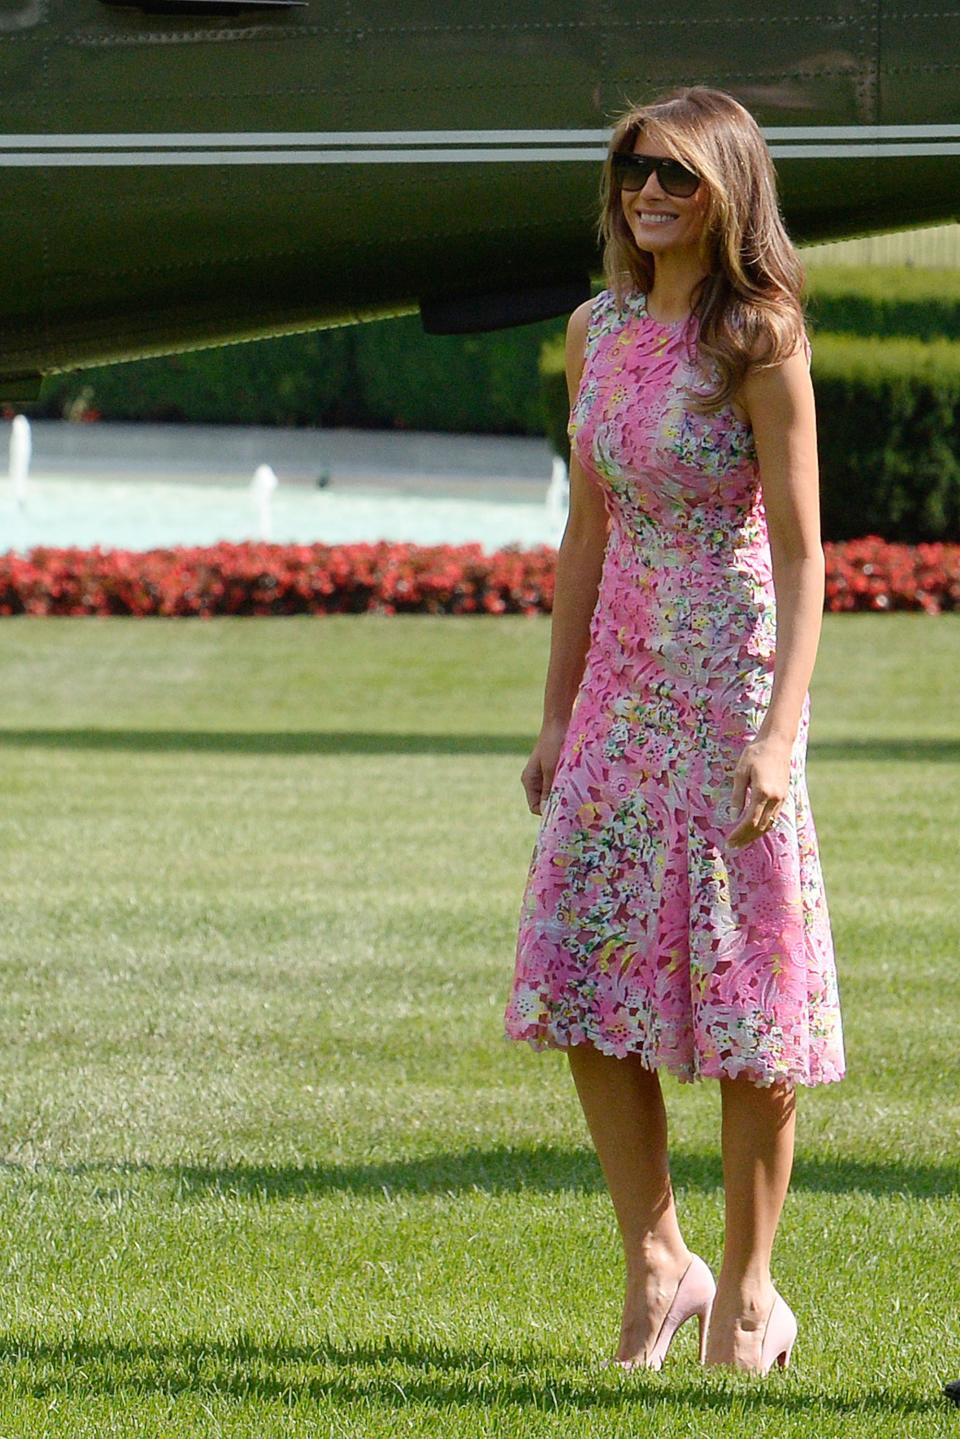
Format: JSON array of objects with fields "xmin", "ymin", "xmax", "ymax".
[
  {"xmin": 8, "ymin": 414, "xmax": 31, "ymax": 509},
  {"xmin": 251, "ymin": 463, "xmax": 278, "ymax": 540},
  {"xmin": 545, "ymin": 453, "xmax": 569, "ymax": 541}
]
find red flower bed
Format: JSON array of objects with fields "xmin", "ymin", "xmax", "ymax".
[
  {"xmin": 0, "ymin": 535, "xmax": 956, "ymax": 616},
  {"xmin": 823, "ymin": 535, "xmax": 960, "ymax": 614},
  {"xmin": 0, "ymin": 541, "xmax": 557, "ymax": 617}
]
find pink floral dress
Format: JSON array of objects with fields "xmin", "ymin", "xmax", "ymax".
[{"xmin": 503, "ymin": 287, "xmax": 845, "ymax": 1088}]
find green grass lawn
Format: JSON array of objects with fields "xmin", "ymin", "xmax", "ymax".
[{"xmin": 0, "ymin": 612, "xmax": 957, "ymax": 1438}]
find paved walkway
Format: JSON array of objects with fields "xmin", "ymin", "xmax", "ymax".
[{"xmin": 19, "ymin": 419, "xmax": 557, "ymax": 503}]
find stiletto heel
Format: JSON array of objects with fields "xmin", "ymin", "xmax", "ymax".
[
  {"xmin": 757, "ymin": 1291, "xmax": 797, "ymax": 1376},
  {"xmin": 616, "ymin": 1254, "xmax": 717, "ymax": 1371},
  {"xmin": 697, "ymin": 1300, "xmax": 713, "ymax": 1365}
]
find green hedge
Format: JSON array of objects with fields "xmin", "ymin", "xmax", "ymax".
[
  {"xmin": 25, "ymin": 264, "xmax": 960, "ymax": 541},
  {"xmin": 810, "ymin": 333, "xmax": 960, "ymax": 540},
  {"xmin": 539, "ymin": 335, "xmax": 572, "ymax": 465},
  {"xmin": 31, "ymin": 266, "xmax": 960, "ymax": 434},
  {"xmin": 805, "ymin": 265, "xmax": 960, "ymax": 341},
  {"xmin": 541, "ymin": 329, "xmax": 960, "ymax": 542},
  {"xmin": 34, "ymin": 312, "xmax": 564, "ymax": 436}
]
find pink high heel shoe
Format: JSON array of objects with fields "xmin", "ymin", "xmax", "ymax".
[
  {"xmin": 702, "ymin": 1287, "xmax": 797, "ymax": 1374},
  {"xmin": 757, "ymin": 1291, "xmax": 797, "ymax": 1375},
  {"xmin": 613, "ymin": 1254, "xmax": 716, "ymax": 1371}
]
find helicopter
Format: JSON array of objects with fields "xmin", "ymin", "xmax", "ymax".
[{"xmin": 0, "ymin": 0, "xmax": 956, "ymax": 399}]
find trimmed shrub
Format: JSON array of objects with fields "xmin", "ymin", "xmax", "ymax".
[
  {"xmin": 34, "ymin": 313, "xmax": 565, "ymax": 436},
  {"xmin": 539, "ymin": 334, "xmax": 571, "ymax": 466},
  {"xmin": 805, "ymin": 265, "xmax": 960, "ymax": 341},
  {"xmin": 26, "ymin": 265, "xmax": 960, "ymax": 542},
  {"xmin": 809, "ymin": 334, "xmax": 960, "ymax": 541},
  {"xmin": 28, "ymin": 266, "xmax": 960, "ymax": 435}
]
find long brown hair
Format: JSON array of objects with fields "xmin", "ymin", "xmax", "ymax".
[{"xmin": 598, "ymin": 86, "xmax": 808, "ymax": 414}]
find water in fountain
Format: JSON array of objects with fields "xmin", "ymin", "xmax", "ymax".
[
  {"xmin": 545, "ymin": 454, "xmax": 569, "ymax": 537},
  {"xmin": 251, "ymin": 463, "xmax": 279, "ymax": 541},
  {"xmin": 8, "ymin": 414, "xmax": 31, "ymax": 509}
]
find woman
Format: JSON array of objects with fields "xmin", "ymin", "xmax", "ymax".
[{"xmin": 503, "ymin": 86, "xmax": 845, "ymax": 1375}]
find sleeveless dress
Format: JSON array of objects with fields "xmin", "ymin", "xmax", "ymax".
[{"xmin": 502, "ymin": 288, "xmax": 845, "ymax": 1089}]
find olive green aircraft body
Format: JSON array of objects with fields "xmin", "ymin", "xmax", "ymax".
[{"xmin": 0, "ymin": 0, "xmax": 956, "ymax": 398}]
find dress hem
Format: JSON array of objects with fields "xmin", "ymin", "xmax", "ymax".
[{"xmin": 502, "ymin": 1025, "xmax": 845, "ymax": 1091}]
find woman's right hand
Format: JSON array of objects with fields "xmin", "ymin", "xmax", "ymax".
[{"xmin": 521, "ymin": 718, "xmax": 571, "ymax": 815}]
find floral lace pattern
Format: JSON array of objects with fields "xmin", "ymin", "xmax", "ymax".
[{"xmin": 503, "ymin": 289, "xmax": 844, "ymax": 1088}]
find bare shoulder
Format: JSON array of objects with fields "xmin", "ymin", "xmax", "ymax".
[
  {"xmin": 740, "ymin": 336, "xmax": 813, "ymax": 422},
  {"xmin": 743, "ymin": 344, "xmax": 810, "ymax": 393},
  {"xmin": 565, "ymin": 296, "xmax": 595, "ymax": 364},
  {"xmin": 566, "ymin": 294, "xmax": 595, "ymax": 347},
  {"xmin": 564, "ymin": 295, "xmax": 599, "ymax": 400}
]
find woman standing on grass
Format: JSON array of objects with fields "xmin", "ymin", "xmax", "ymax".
[{"xmin": 503, "ymin": 85, "xmax": 844, "ymax": 1375}]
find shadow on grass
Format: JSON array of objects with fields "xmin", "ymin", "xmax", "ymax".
[
  {"xmin": 168, "ymin": 1146, "xmax": 960, "ymax": 1201},
  {"xmin": 808, "ymin": 737, "xmax": 960, "ymax": 764},
  {"xmin": 4, "ymin": 1146, "xmax": 955, "ymax": 1200},
  {"xmin": 0, "ymin": 728, "xmax": 958, "ymax": 762},
  {"xmin": 0, "ymin": 728, "xmax": 533, "ymax": 756},
  {"xmin": 0, "ymin": 1331, "xmax": 947, "ymax": 1418}
]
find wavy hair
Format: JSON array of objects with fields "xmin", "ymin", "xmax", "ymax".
[{"xmin": 598, "ymin": 86, "xmax": 808, "ymax": 414}]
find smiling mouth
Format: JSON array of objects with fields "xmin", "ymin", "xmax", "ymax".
[{"xmin": 637, "ymin": 212, "xmax": 678, "ymax": 224}]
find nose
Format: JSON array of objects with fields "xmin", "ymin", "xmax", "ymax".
[{"xmin": 637, "ymin": 169, "xmax": 668, "ymax": 202}]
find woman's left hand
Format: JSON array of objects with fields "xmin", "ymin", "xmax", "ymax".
[{"xmin": 727, "ymin": 735, "xmax": 792, "ymax": 849}]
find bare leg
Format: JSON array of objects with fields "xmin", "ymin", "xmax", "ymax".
[
  {"xmin": 566, "ymin": 1043, "xmax": 693, "ymax": 1363},
  {"xmin": 703, "ymin": 1075, "xmax": 797, "ymax": 1368}
]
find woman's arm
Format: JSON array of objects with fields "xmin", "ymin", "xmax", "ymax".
[
  {"xmin": 541, "ymin": 303, "xmax": 610, "ymax": 726},
  {"xmin": 726, "ymin": 341, "xmax": 824, "ymax": 847},
  {"xmin": 521, "ymin": 299, "xmax": 610, "ymax": 815}
]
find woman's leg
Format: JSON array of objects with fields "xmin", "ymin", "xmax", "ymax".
[
  {"xmin": 704, "ymin": 1075, "xmax": 797, "ymax": 1367},
  {"xmin": 567, "ymin": 1043, "xmax": 693, "ymax": 1362}
]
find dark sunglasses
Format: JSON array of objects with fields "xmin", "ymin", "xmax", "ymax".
[{"xmin": 611, "ymin": 152, "xmax": 701, "ymax": 198}]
